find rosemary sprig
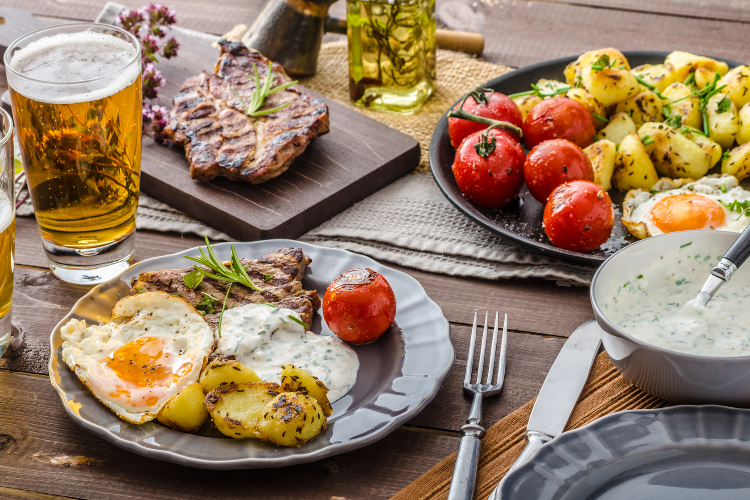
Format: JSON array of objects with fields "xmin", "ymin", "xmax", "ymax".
[
  {"xmin": 233, "ymin": 62, "xmax": 298, "ymax": 117},
  {"xmin": 185, "ymin": 237, "xmax": 264, "ymax": 337}
]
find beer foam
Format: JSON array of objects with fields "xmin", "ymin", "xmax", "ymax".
[
  {"xmin": 0, "ymin": 191, "xmax": 13, "ymax": 234},
  {"xmin": 8, "ymin": 32, "xmax": 140, "ymax": 105}
]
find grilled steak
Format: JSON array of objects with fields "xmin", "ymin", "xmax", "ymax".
[
  {"xmin": 130, "ymin": 248, "xmax": 320, "ymax": 328},
  {"xmin": 165, "ymin": 40, "xmax": 330, "ymax": 183}
]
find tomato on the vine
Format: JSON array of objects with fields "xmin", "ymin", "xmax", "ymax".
[
  {"xmin": 523, "ymin": 139, "xmax": 594, "ymax": 203},
  {"xmin": 523, "ymin": 96, "xmax": 596, "ymax": 149},
  {"xmin": 543, "ymin": 180, "xmax": 614, "ymax": 252},
  {"xmin": 452, "ymin": 128, "xmax": 526, "ymax": 209},
  {"xmin": 449, "ymin": 90, "xmax": 523, "ymax": 147},
  {"xmin": 323, "ymin": 268, "xmax": 397, "ymax": 344}
]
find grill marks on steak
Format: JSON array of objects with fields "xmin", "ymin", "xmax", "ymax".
[
  {"xmin": 130, "ymin": 248, "xmax": 320, "ymax": 327},
  {"xmin": 165, "ymin": 40, "xmax": 330, "ymax": 183}
]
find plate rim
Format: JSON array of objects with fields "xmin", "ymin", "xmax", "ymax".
[
  {"xmin": 48, "ymin": 238, "xmax": 454, "ymax": 469},
  {"xmin": 497, "ymin": 404, "xmax": 750, "ymax": 498},
  {"xmin": 429, "ymin": 51, "xmax": 745, "ymax": 267}
]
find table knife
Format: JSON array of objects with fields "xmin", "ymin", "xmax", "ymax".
[{"xmin": 489, "ymin": 320, "xmax": 602, "ymax": 500}]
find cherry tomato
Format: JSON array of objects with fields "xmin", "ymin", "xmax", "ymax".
[
  {"xmin": 523, "ymin": 139, "xmax": 594, "ymax": 203},
  {"xmin": 543, "ymin": 180, "xmax": 614, "ymax": 252},
  {"xmin": 452, "ymin": 128, "xmax": 526, "ymax": 209},
  {"xmin": 523, "ymin": 96, "xmax": 596, "ymax": 149},
  {"xmin": 323, "ymin": 268, "xmax": 397, "ymax": 344},
  {"xmin": 449, "ymin": 91, "xmax": 523, "ymax": 147}
]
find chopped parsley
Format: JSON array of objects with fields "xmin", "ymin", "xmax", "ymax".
[
  {"xmin": 183, "ymin": 270, "xmax": 203, "ymax": 289},
  {"xmin": 720, "ymin": 183, "xmax": 728, "ymax": 193},
  {"xmin": 680, "ymin": 242, "xmax": 693, "ymax": 248},
  {"xmin": 288, "ymin": 315, "xmax": 309, "ymax": 328},
  {"xmin": 195, "ymin": 293, "xmax": 220, "ymax": 314},
  {"xmin": 717, "ymin": 96, "xmax": 732, "ymax": 114},
  {"xmin": 135, "ymin": 286, "xmax": 148, "ymax": 294},
  {"xmin": 263, "ymin": 274, "xmax": 274, "ymax": 281},
  {"xmin": 637, "ymin": 275, "xmax": 643, "ymax": 279},
  {"xmin": 623, "ymin": 281, "xmax": 631, "ymax": 288}
]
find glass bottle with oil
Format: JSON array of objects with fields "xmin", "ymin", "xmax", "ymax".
[{"xmin": 347, "ymin": 0, "xmax": 436, "ymax": 114}]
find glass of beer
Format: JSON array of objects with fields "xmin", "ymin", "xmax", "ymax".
[
  {"xmin": 4, "ymin": 23, "xmax": 142, "ymax": 284},
  {"xmin": 0, "ymin": 108, "xmax": 15, "ymax": 357}
]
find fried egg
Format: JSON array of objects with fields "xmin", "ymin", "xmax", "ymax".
[
  {"xmin": 61, "ymin": 292, "xmax": 214, "ymax": 424},
  {"xmin": 622, "ymin": 174, "xmax": 750, "ymax": 239}
]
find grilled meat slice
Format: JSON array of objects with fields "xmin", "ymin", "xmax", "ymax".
[
  {"xmin": 130, "ymin": 248, "xmax": 320, "ymax": 327},
  {"xmin": 165, "ymin": 40, "xmax": 329, "ymax": 184}
]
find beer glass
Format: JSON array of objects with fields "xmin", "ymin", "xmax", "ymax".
[
  {"xmin": 4, "ymin": 23, "xmax": 142, "ymax": 284},
  {"xmin": 0, "ymin": 108, "xmax": 14, "ymax": 357}
]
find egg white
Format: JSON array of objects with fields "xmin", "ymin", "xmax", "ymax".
[
  {"xmin": 622, "ymin": 174, "xmax": 750, "ymax": 238},
  {"xmin": 61, "ymin": 292, "xmax": 214, "ymax": 424}
]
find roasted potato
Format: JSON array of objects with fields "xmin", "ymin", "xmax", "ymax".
[
  {"xmin": 648, "ymin": 127, "xmax": 712, "ymax": 178},
  {"xmin": 686, "ymin": 129, "xmax": 723, "ymax": 167},
  {"xmin": 636, "ymin": 122, "xmax": 669, "ymax": 155},
  {"xmin": 566, "ymin": 87, "xmax": 606, "ymax": 128},
  {"xmin": 631, "ymin": 63, "xmax": 675, "ymax": 93},
  {"xmin": 536, "ymin": 79, "xmax": 568, "ymax": 94},
  {"xmin": 581, "ymin": 66, "xmax": 641, "ymax": 107},
  {"xmin": 662, "ymin": 83, "xmax": 702, "ymax": 129},
  {"xmin": 706, "ymin": 93, "xmax": 739, "ymax": 149},
  {"xmin": 598, "ymin": 111, "xmax": 636, "ymax": 144},
  {"xmin": 511, "ymin": 94, "xmax": 541, "ymax": 121},
  {"xmin": 280, "ymin": 364, "xmax": 333, "ymax": 417},
  {"xmin": 722, "ymin": 143, "xmax": 750, "ymax": 181},
  {"xmin": 157, "ymin": 382, "xmax": 209, "ymax": 433},
  {"xmin": 584, "ymin": 140, "xmax": 617, "ymax": 191},
  {"xmin": 719, "ymin": 65, "xmax": 750, "ymax": 109},
  {"xmin": 694, "ymin": 67, "xmax": 719, "ymax": 89},
  {"xmin": 204, "ymin": 382, "xmax": 281, "ymax": 439},
  {"xmin": 614, "ymin": 90, "xmax": 664, "ymax": 127},
  {"xmin": 664, "ymin": 51, "xmax": 729, "ymax": 82},
  {"xmin": 612, "ymin": 132, "xmax": 659, "ymax": 191},
  {"xmin": 564, "ymin": 48, "xmax": 630, "ymax": 86},
  {"xmin": 737, "ymin": 102, "xmax": 750, "ymax": 145},
  {"xmin": 255, "ymin": 393, "xmax": 326, "ymax": 447},
  {"xmin": 199, "ymin": 356, "xmax": 262, "ymax": 393}
]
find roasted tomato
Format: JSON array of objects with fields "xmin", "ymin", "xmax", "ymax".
[
  {"xmin": 543, "ymin": 180, "xmax": 614, "ymax": 252},
  {"xmin": 323, "ymin": 268, "xmax": 397, "ymax": 344},
  {"xmin": 523, "ymin": 96, "xmax": 596, "ymax": 149},
  {"xmin": 452, "ymin": 128, "xmax": 526, "ymax": 209},
  {"xmin": 448, "ymin": 90, "xmax": 523, "ymax": 147},
  {"xmin": 523, "ymin": 139, "xmax": 594, "ymax": 203}
]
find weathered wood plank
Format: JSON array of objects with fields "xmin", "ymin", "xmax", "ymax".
[{"xmin": 0, "ymin": 369, "xmax": 457, "ymax": 500}]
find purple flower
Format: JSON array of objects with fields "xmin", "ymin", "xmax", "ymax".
[
  {"xmin": 162, "ymin": 37, "xmax": 180, "ymax": 59},
  {"xmin": 142, "ymin": 64, "xmax": 165, "ymax": 100},
  {"xmin": 116, "ymin": 8, "xmax": 145, "ymax": 33},
  {"xmin": 141, "ymin": 34, "xmax": 160, "ymax": 60}
]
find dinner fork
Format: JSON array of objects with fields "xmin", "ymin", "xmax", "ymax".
[{"xmin": 447, "ymin": 312, "xmax": 508, "ymax": 500}]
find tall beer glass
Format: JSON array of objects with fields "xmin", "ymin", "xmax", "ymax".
[
  {"xmin": 0, "ymin": 108, "xmax": 15, "ymax": 357},
  {"xmin": 4, "ymin": 23, "xmax": 142, "ymax": 284}
]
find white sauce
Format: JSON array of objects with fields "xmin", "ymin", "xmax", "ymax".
[
  {"xmin": 214, "ymin": 304, "xmax": 359, "ymax": 401},
  {"xmin": 605, "ymin": 243, "xmax": 750, "ymax": 357}
]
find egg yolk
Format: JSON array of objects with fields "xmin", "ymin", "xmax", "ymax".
[
  {"xmin": 101, "ymin": 336, "xmax": 192, "ymax": 393},
  {"xmin": 650, "ymin": 193, "xmax": 725, "ymax": 233}
]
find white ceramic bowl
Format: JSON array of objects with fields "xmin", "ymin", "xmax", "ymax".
[{"xmin": 591, "ymin": 230, "xmax": 750, "ymax": 405}]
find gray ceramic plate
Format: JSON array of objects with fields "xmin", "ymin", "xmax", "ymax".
[
  {"xmin": 497, "ymin": 406, "xmax": 750, "ymax": 499},
  {"xmin": 48, "ymin": 239, "xmax": 453, "ymax": 469}
]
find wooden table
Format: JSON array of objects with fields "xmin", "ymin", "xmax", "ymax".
[{"xmin": 0, "ymin": 1, "xmax": 748, "ymax": 499}]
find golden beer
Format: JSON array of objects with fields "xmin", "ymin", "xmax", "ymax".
[
  {"xmin": 0, "ymin": 107, "xmax": 14, "ymax": 356},
  {"xmin": 5, "ymin": 25, "xmax": 142, "ymax": 284}
]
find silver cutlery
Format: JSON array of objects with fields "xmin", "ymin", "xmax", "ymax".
[
  {"xmin": 447, "ymin": 311, "xmax": 508, "ymax": 500},
  {"xmin": 489, "ymin": 320, "xmax": 602, "ymax": 500}
]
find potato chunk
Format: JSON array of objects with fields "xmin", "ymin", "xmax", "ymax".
[
  {"xmin": 612, "ymin": 132, "xmax": 659, "ymax": 191},
  {"xmin": 598, "ymin": 112, "xmax": 636, "ymax": 145},
  {"xmin": 255, "ymin": 393, "xmax": 326, "ymax": 447},
  {"xmin": 665, "ymin": 51, "xmax": 729, "ymax": 82},
  {"xmin": 157, "ymin": 382, "xmax": 209, "ymax": 433},
  {"xmin": 649, "ymin": 127, "xmax": 712, "ymax": 178},
  {"xmin": 631, "ymin": 63, "xmax": 675, "ymax": 93},
  {"xmin": 581, "ymin": 66, "xmax": 641, "ymax": 107},
  {"xmin": 737, "ymin": 102, "xmax": 750, "ymax": 145},
  {"xmin": 687, "ymin": 130, "xmax": 723, "ymax": 167},
  {"xmin": 566, "ymin": 87, "xmax": 606, "ymax": 129},
  {"xmin": 722, "ymin": 143, "xmax": 750, "ymax": 181},
  {"xmin": 511, "ymin": 94, "xmax": 541, "ymax": 121},
  {"xmin": 706, "ymin": 93, "xmax": 739, "ymax": 149},
  {"xmin": 204, "ymin": 382, "xmax": 280, "ymax": 439},
  {"xmin": 719, "ymin": 66, "xmax": 750, "ymax": 109},
  {"xmin": 564, "ymin": 48, "xmax": 630, "ymax": 86},
  {"xmin": 614, "ymin": 90, "xmax": 663, "ymax": 127},
  {"xmin": 662, "ymin": 83, "xmax": 702, "ymax": 129},
  {"xmin": 199, "ymin": 356, "xmax": 261, "ymax": 393},
  {"xmin": 280, "ymin": 364, "xmax": 333, "ymax": 417},
  {"xmin": 535, "ymin": 79, "xmax": 568, "ymax": 94},
  {"xmin": 584, "ymin": 140, "xmax": 617, "ymax": 191}
]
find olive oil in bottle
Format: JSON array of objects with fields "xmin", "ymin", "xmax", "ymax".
[{"xmin": 347, "ymin": 0, "xmax": 436, "ymax": 114}]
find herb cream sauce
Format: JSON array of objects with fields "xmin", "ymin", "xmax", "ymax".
[{"xmin": 214, "ymin": 304, "xmax": 359, "ymax": 401}]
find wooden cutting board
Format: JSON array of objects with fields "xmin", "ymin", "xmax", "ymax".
[{"xmin": 0, "ymin": 8, "xmax": 420, "ymax": 241}]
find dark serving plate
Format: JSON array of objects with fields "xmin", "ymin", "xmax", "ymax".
[{"xmin": 429, "ymin": 51, "xmax": 743, "ymax": 266}]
